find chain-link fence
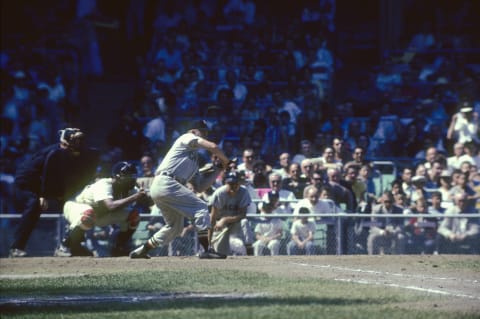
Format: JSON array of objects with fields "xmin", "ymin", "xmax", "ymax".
[{"xmin": 1, "ymin": 213, "xmax": 479, "ymax": 257}]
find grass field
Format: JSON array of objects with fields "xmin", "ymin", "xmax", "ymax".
[{"xmin": 0, "ymin": 255, "xmax": 479, "ymax": 319}]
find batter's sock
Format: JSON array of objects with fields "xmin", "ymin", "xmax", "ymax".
[{"xmin": 197, "ymin": 230, "xmax": 209, "ymax": 251}]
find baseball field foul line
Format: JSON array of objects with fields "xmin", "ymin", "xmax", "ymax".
[
  {"xmin": 333, "ymin": 278, "xmax": 480, "ymax": 300},
  {"xmin": 291, "ymin": 262, "xmax": 479, "ymax": 283},
  {"xmin": 291, "ymin": 262, "xmax": 480, "ymax": 300}
]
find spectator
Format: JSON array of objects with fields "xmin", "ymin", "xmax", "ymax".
[
  {"xmin": 213, "ymin": 69, "xmax": 248, "ymax": 109},
  {"xmin": 402, "ymin": 123, "xmax": 424, "ymax": 158},
  {"xmin": 143, "ymin": 105, "xmax": 166, "ymax": 149},
  {"xmin": 367, "ymin": 191, "xmax": 406, "ymax": 255},
  {"xmin": 153, "ymin": 35, "xmax": 183, "ymax": 72},
  {"xmin": 273, "ymin": 152, "xmax": 292, "ymax": 179},
  {"xmin": 274, "ymin": 90, "xmax": 302, "ymax": 127},
  {"xmin": 419, "ymin": 146, "xmax": 439, "ymax": 170},
  {"xmin": 312, "ymin": 146, "xmax": 341, "ymax": 173},
  {"xmin": 9, "ymin": 128, "xmax": 98, "ymax": 257},
  {"xmin": 305, "ymin": 170, "xmax": 324, "ymax": 197},
  {"xmin": 459, "ymin": 161, "xmax": 473, "ymax": 175},
  {"xmin": 282, "ymin": 162, "xmax": 308, "ymax": 199},
  {"xmin": 428, "ymin": 191, "xmax": 446, "ymax": 215},
  {"xmin": 326, "ymin": 167, "xmax": 355, "ymax": 213},
  {"xmin": 437, "ymin": 170, "xmax": 453, "ymax": 205},
  {"xmin": 293, "ymin": 186, "xmax": 338, "ymax": 223},
  {"xmin": 251, "ymin": 159, "xmax": 269, "ymax": 189},
  {"xmin": 449, "ymin": 172, "xmax": 479, "ymax": 210},
  {"xmin": 447, "ymin": 102, "xmax": 479, "ymax": 145},
  {"xmin": 425, "ymin": 160, "xmax": 445, "ymax": 189},
  {"xmin": 237, "ymin": 148, "xmax": 255, "ymax": 183},
  {"xmin": 287, "ymin": 207, "xmax": 316, "ymax": 255},
  {"xmin": 344, "ymin": 146, "xmax": 369, "ymax": 171},
  {"xmin": 343, "ymin": 165, "xmax": 365, "ymax": 206},
  {"xmin": 139, "ymin": 154, "xmax": 156, "ymax": 178},
  {"xmin": 332, "ymin": 137, "xmax": 351, "ymax": 164},
  {"xmin": 358, "ymin": 164, "xmax": 377, "ymax": 201},
  {"xmin": 447, "ymin": 142, "xmax": 475, "ymax": 171},
  {"xmin": 415, "ymin": 163, "xmax": 428, "ymax": 179},
  {"xmin": 375, "ymin": 62, "xmax": 402, "ymax": 94},
  {"xmin": 393, "ymin": 191, "xmax": 411, "ymax": 215},
  {"xmin": 292, "ymin": 139, "xmax": 314, "ymax": 165},
  {"xmin": 437, "ymin": 193, "xmax": 479, "ymax": 254},
  {"xmin": 343, "ymin": 120, "xmax": 363, "ymax": 151},
  {"xmin": 411, "ymin": 175, "xmax": 429, "ymax": 204},
  {"xmin": 300, "ymin": 158, "xmax": 315, "ymax": 182},
  {"xmin": 253, "ymin": 191, "xmax": 285, "ymax": 256},
  {"xmin": 259, "ymin": 172, "xmax": 296, "ymax": 216},
  {"xmin": 404, "ymin": 197, "xmax": 438, "ymax": 254}
]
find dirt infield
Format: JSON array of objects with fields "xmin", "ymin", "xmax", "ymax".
[{"xmin": 1, "ymin": 255, "xmax": 479, "ymax": 313}]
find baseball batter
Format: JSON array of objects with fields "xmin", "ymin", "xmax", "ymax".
[{"xmin": 130, "ymin": 120, "xmax": 229, "ymax": 259}]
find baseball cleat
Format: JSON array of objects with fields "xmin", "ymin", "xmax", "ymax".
[
  {"xmin": 54, "ymin": 244, "xmax": 72, "ymax": 257},
  {"xmin": 129, "ymin": 245, "xmax": 151, "ymax": 259},
  {"xmin": 9, "ymin": 248, "xmax": 28, "ymax": 258},
  {"xmin": 198, "ymin": 248, "xmax": 227, "ymax": 259}
]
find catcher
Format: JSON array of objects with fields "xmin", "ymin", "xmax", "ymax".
[
  {"xmin": 130, "ymin": 120, "xmax": 230, "ymax": 259},
  {"xmin": 56, "ymin": 161, "xmax": 147, "ymax": 256}
]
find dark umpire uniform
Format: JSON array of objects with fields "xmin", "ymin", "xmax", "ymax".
[{"xmin": 9, "ymin": 128, "xmax": 99, "ymax": 257}]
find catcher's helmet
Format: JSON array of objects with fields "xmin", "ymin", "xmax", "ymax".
[
  {"xmin": 112, "ymin": 161, "xmax": 138, "ymax": 190},
  {"xmin": 188, "ymin": 119, "xmax": 209, "ymax": 132},
  {"xmin": 112, "ymin": 161, "xmax": 138, "ymax": 179}
]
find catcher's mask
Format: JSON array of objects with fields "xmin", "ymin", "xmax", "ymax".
[{"xmin": 59, "ymin": 128, "xmax": 84, "ymax": 152}]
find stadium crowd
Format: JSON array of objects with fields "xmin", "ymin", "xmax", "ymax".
[{"xmin": 1, "ymin": 0, "xmax": 479, "ymax": 257}]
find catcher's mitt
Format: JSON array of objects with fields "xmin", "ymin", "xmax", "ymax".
[{"xmin": 198, "ymin": 248, "xmax": 227, "ymax": 259}]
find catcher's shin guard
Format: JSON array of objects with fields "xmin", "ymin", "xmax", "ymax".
[
  {"xmin": 67, "ymin": 226, "xmax": 93, "ymax": 257},
  {"xmin": 111, "ymin": 229, "xmax": 135, "ymax": 257}
]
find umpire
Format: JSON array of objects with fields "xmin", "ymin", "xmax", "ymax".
[{"xmin": 9, "ymin": 128, "xmax": 99, "ymax": 257}]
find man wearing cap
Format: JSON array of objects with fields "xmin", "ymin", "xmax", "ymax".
[
  {"xmin": 204, "ymin": 171, "xmax": 252, "ymax": 257},
  {"xmin": 447, "ymin": 102, "xmax": 479, "ymax": 145},
  {"xmin": 130, "ymin": 120, "xmax": 230, "ymax": 259},
  {"xmin": 411, "ymin": 175, "xmax": 429, "ymax": 204},
  {"xmin": 9, "ymin": 128, "xmax": 99, "ymax": 257}
]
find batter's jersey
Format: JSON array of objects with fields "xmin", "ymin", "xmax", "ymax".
[
  {"xmin": 209, "ymin": 185, "xmax": 252, "ymax": 220},
  {"xmin": 155, "ymin": 133, "xmax": 201, "ymax": 183}
]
